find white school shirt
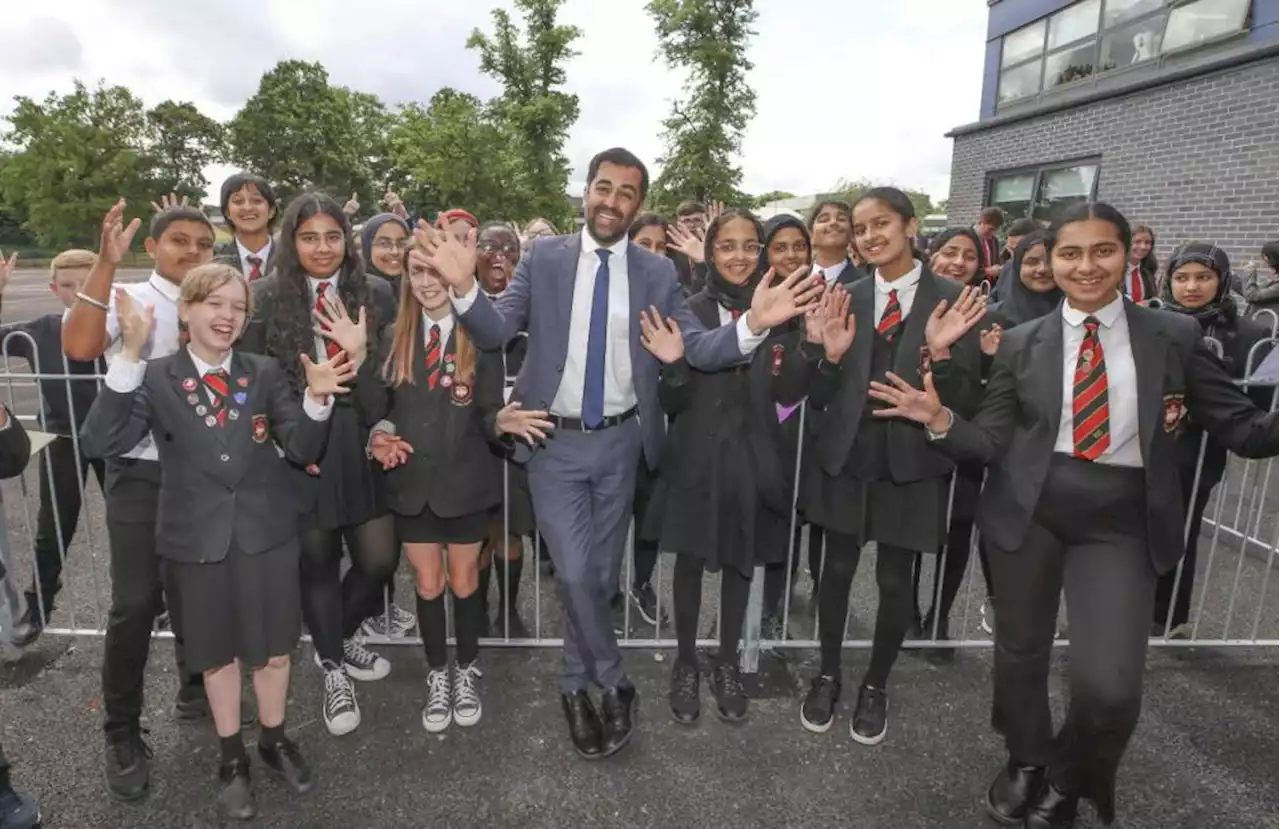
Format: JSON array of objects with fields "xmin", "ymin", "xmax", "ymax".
[
  {"xmin": 812, "ymin": 259, "xmax": 850, "ymax": 285},
  {"xmin": 237, "ymin": 238, "xmax": 273, "ymax": 279},
  {"xmin": 102, "ymin": 272, "xmax": 183, "ymax": 460},
  {"xmin": 873, "ymin": 260, "xmax": 924, "ymax": 323},
  {"xmin": 1054, "ymin": 294, "xmax": 1142, "ymax": 468}
]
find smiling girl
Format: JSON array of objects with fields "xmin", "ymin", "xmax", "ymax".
[
  {"xmin": 927, "ymin": 227, "xmax": 982, "ymax": 287},
  {"xmin": 216, "ymin": 173, "xmax": 278, "ymax": 281},
  {"xmin": 242, "ymin": 193, "xmax": 399, "ymax": 738},
  {"xmin": 82, "ymin": 262, "xmax": 355, "ymax": 819},
  {"xmin": 870, "ymin": 203, "xmax": 1278, "ymax": 828}
]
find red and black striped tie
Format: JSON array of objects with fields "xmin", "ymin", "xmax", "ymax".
[
  {"xmin": 203, "ymin": 368, "xmax": 230, "ymax": 427},
  {"xmin": 1071, "ymin": 317, "xmax": 1111, "ymax": 461},
  {"xmin": 425, "ymin": 324, "xmax": 442, "ymax": 389},
  {"xmin": 314, "ymin": 283, "xmax": 341, "ymax": 360},
  {"xmin": 877, "ymin": 289, "xmax": 902, "ymax": 342}
]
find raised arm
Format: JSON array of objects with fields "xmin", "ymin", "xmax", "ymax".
[
  {"xmin": 79, "ymin": 290, "xmax": 155, "ymax": 459},
  {"xmin": 64, "ymin": 201, "xmax": 139, "ymax": 360},
  {"xmin": 1185, "ymin": 337, "xmax": 1278, "ymax": 459},
  {"xmin": 417, "ymin": 222, "xmax": 527, "ymax": 350}
]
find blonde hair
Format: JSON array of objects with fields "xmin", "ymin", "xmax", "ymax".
[
  {"xmin": 179, "ymin": 263, "xmax": 253, "ymax": 336},
  {"xmin": 382, "ymin": 244, "xmax": 476, "ymax": 388},
  {"xmin": 49, "ymin": 249, "xmax": 97, "ymax": 280}
]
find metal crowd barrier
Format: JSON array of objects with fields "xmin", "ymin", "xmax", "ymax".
[{"xmin": 1, "ymin": 327, "xmax": 1277, "ymax": 669}]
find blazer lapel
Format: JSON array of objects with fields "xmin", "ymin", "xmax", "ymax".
[
  {"xmin": 167, "ymin": 348, "xmax": 228, "ymax": 444},
  {"xmin": 894, "ymin": 271, "xmax": 939, "ymax": 381},
  {"xmin": 224, "ymin": 351, "xmax": 255, "ymax": 446},
  {"xmin": 849, "ymin": 277, "xmax": 875, "ymax": 390},
  {"xmin": 1031, "ymin": 310, "xmax": 1065, "ymax": 428},
  {"xmin": 1124, "ymin": 301, "xmax": 1165, "ymax": 457},
  {"xmin": 556, "ymin": 235, "xmax": 581, "ymax": 356},
  {"xmin": 626, "ymin": 243, "xmax": 647, "ymax": 377}
]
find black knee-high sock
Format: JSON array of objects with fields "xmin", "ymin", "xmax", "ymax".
[
  {"xmin": 453, "ymin": 591, "xmax": 482, "ymax": 665},
  {"xmin": 477, "ymin": 559, "xmax": 492, "ymax": 614},
  {"xmin": 865, "ymin": 549, "xmax": 917, "ymax": 690},
  {"xmin": 817, "ymin": 532, "xmax": 862, "ymax": 677},
  {"xmin": 416, "ymin": 594, "xmax": 448, "ymax": 670},
  {"xmin": 494, "ymin": 554, "xmax": 523, "ymax": 613},
  {"xmin": 672, "ymin": 555, "xmax": 704, "ymax": 665},
  {"xmin": 718, "ymin": 568, "xmax": 751, "ymax": 662},
  {"xmin": 807, "ymin": 525, "xmax": 825, "ymax": 585},
  {"xmin": 220, "ymin": 733, "xmax": 246, "ymax": 765}
]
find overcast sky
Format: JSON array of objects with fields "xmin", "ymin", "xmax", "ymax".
[{"xmin": 0, "ymin": 0, "xmax": 988, "ymax": 204}]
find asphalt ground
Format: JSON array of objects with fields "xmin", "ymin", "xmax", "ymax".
[{"xmin": 0, "ymin": 264, "xmax": 1276, "ymax": 827}]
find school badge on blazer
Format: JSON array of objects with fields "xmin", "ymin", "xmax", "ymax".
[
  {"xmin": 918, "ymin": 346, "xmax": 932, "ymax": 377},
  {"xmin": 252, "ymin": 414, "xmax": 269, "ymax": 443},
  {"xmin": 770, "ymin": 343, "xmax": 784, "ymax": 376},
  {"xmin": 1162, "ymin": 392, "xmax": 1187, "ymax": 433},
  {"xmin": 451, "ymin": 382, "xmax": 473, "ymax": 407}
]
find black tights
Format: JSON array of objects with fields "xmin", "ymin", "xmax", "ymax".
[
  {"xmin": 299, "ymin": 513, "xmax": 400, "ymax": 666},
  {"xmin": 912, "ymin": 516, "xmax": 994, "ymax": 625},
  {"xmin": 817, "ymin": 531, "xmax": 916, "ymax": 689},
  {"xmin": 672, "ymin": 554, "xmax": 750, "ymax": 666}
]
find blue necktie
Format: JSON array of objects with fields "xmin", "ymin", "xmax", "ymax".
[{"xmin": 582, "ymin": 248, "xmax": 611, "ymax": 428}]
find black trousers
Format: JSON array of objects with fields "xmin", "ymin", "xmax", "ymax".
[
  {"xmin": 990, "ymin": 456, "xmax": 1154, "ymax": 824},
  {"xmin": 26, "ymin": 435, "xmax": 106, "ymax": 616},
  {"xmin": 101, "ymin": 459, "xmax": 197, "ymax": 735},
  {"xmin": 0, "ymin": 737, "xmax": 9, "ymax": 791},
  {"xmin": 299, "ymin": 513, "xmax": 399, "ymax": 666},
  {"xmin": 1153, "ymin": 474, "xmax": 1216, "ymax": 629}
]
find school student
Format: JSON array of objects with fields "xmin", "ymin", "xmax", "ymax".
[
  {"xmin": 359, "ymin": 246, "xmax": 530, "ymax": 732},
  {"xmin": 784, "ymin": 188, "xmax": 984, "ymax": 745},
  {"xmin": 472, "ymin": 222, "xmax": 536, "ymax": 637},
  {"xmin": 62, "ymin": 200, "xmax": 216, "ymax": 801},
  {"xmin": 1243, "ymin": 240, "xmax": 1279, "ymax": 316},
  {"xmin": 1124, "ymin": 223, "xmax": 1158, "ymax": 303},
  {"xmin": 975, "ymin": 206, "xmax": 1004, "ymax": 285},
  {"xmin": 81, "ymin": 263, "xmax": 353, "ymax": 819},
  {"xmin": 990, "ymin": 218, "xmax": 1043, "ymax": 302},
  {"xmin": 871, "ymin": 203, "xmax": 1278, "ymax": 828},
  {"xmin": 808, "ymin": 199, "xmax": 856, "ymax": 286},
  {"xmin": 214, "ymin": 173, "xmax": 279, "ymax": 281},
  {"xmin": 927, "ymin": 227, "xmax": 982, "ymax": 287},
  {"xmin": 0, "ymin": 250, "xmax": 107, "ymax": 646},
  {"xmin": 240, "ymin": 192, "xmax": 399, "ymax": 738},
  {"xmin": 0, "ymin": 402, "xmax": 41, "ymax": 829},
  {"xmin": 1153, "ymin": 243, "xmax": 1275, "ymax": 639},
  {"xmin": 644, "ymin": 209, "xmax": 813, "ymax": 724},
  {"xmin": 631, "ymin": 212, "xmax": 699, "ymax": 297}
]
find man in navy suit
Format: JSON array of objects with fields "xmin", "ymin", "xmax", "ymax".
[{"xmin": 419, "ymin": 147, "xmax": 820, "ymax": 759}]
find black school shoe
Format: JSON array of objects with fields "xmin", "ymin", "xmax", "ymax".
[
  {"xmin": 709, "ymin": 660, "xmax": 747, "ymax": 723},
  {"xmin": 669, "ymin": 659, "xmax": 700, "ymax": 725},
  {"xmin": 104, "ymin": 728, "xmax": 151, "ymax": 802},
  {"xmin": 848, "ymin": 685, "xmax": 888, "ymax": 746},
  {"xmin": 800, "ymin": 674, "xmax": 841, "ymax": 733},
  {"xmin": 216, "ymin": 758, "xmax": 256, "ymax": 821},
  {"xmin": 259, "ymin": 736, "xmax": 315, "ymax": 794}
]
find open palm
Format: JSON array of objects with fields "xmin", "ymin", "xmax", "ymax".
[{"xmin": 924, "ymin": 286, "xmax": 987, "ymax": 354}]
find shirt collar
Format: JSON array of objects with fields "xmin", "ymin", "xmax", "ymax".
[
  {"xmin": 187, "ymin": 346, "xmax": 232, "ymax": 376},
  {"xmin": 874, "ymin": 259, "xmax": 923, "ymax": 294},
  {"xmin": 148, "ymin": 271, "xmax": 182, "ymax": 301},
  {"xmin": 238, "ymin": 237, "xmax": 272, "ymax": 262},
  {"xmin": 581, "ymin": 228, "xmax": 628, "ymax": 261},
  {"xmin": 1062, "ymin": 291, "xmax": 1126, "ymax": 328},
  {"xmin": 422, "ymin": 310, "xmax": 455, "ymax": 343},
  {"xmin": 308, "ymin": 273, "xmax": 338, "ymax": 294}
]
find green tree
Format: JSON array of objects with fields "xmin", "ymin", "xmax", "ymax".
[
  {"xmin": 142, "ymin": 100, "xmax": 225, "ymax": 203},
  {"xmin": 226, "ymin": 60, "xmax": 390, "ymax": 206},
  {"xmin": 467, "ymin": 0, "xmax": 581, "ymax": 225},
  {"xmin": 646, "ymin": 0, "xmax": 758, "ymax": 214},
  {"xmin": 386, "ymin": 90, "xmax": 518, "ymax": 221},
  {"xmin": 750, "ymin": 190, "xmax": 795, "ymax": 208},
  {"xmin": 0, "ymin": 81, "xmax": 153, "ymax": 247},
  {"xmin": 830, "ymin": 178, "xmax": 936, "ymax": 222}
]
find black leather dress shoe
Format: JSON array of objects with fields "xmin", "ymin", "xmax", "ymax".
[
  {"xmin": 9, "ymin": 603, "xmax": 47, "ymax": 649},
  {"xmin": 600, "ymin": 682, "xmax": 637, "ymax": 758},
  {"xmin": 216, "ymin": 758, "xmax": 256, "ymax": 821},
  {"xmin": 1024, "ymin": 782, "xmax": 1078, "ymax": 829},
  {"xmin": 561, "ymin": 691, "xmax": 603, "ymax": 760},
  {"xmin": 259, "ymin": 737, "xmax": 315, "ymax": 794},
  {"xmin": 985, "ymin": 757, "xmax": 1045, "ymax": 826}
]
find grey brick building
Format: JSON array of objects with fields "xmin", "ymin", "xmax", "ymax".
[{"xmin": 947, "ymin": 0, "xmax": 1279, "ymax": 271}]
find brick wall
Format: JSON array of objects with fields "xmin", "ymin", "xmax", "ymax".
[{"xmin": 947, "ymin": 57, "xmax": 1279, "ymax": 272}]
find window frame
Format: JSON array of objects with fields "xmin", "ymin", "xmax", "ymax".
[
  {"xmin": 984, "ymin": 157, "xmax": 1104, "ymax": 230},
  {"xmin": 994, "ymin": 0, "xmax": 1250, "ymax": 110}
]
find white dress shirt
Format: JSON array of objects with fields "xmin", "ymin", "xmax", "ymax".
[
  {"xmin": 451, "ymin": 229, "xmax": 767, "ymax": 418},
  {"xmin": 308, "ymin": 275, "xmax": 339, "ymax": 361},
  {"xmin": 105, "ymin": 347, "xmax": 333, "ymax": 421},
  {"xmin": 1054, "ymin": 294, "xmax": 1142, "ymax": 468},
  {"xmin": 422, "ymin": 310, "xmax": 455, "ymax": 352},
  {"xmin": 103, "ymin": 272, "xmax": 184, "ymax": 460},
  {"xmin": 873, "ymin": 260, "xmax": 924, "ymax": 323},
  {"xmin": 237, "ymin": 238, "xmax": 273, "ymax": 279},
  {"xmin": 812, "ymin": 259, "xmax": 850, "ymax": 285}
]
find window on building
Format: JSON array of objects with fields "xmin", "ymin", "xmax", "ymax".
[
  {"xmin": 996, "ymin": 0, "xmax": 1251, "ymax": 108},
  {"xmin": 987, "ymin": 161, "xmax": 1101, "ymax": 229}
]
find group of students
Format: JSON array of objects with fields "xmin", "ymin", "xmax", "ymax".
[{"xmin": 0, "ymin": 152, "xmax": 1275, "ymax": 828}]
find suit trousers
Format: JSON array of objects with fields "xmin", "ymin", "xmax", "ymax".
[
  {"xmin": 989, "ymin": 454, "xmax": 1154, "ymax": 824},
  {"xmin": 27, "ymin": 435, "xmax": 106, "ymax": 615},
  {"xmin": 100, "ymin": 459, "xmax": 197, "ymax": 735},
  {"xmin": 528, "ymin": 417, "xmax": 642, "ymax": 692}
]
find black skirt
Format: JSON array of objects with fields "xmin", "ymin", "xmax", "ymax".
[
  {"xmin": 496, "ymin": 459, "xmax": 537, "ymax": 538},
  {"xmin": 166, "ymin": 539, "xmax": 302, "ymax": 674},
  {"xmin": 803, "ymin": 464, "xmax": 948, "ymax": 553},
  {"xmin": 294, "ymin": 403, "xmax": 388, "ymax": 532},
  {"xmin": 649, "ymin": 479, "xmax": 792, "ymax": 577},
  {"xmin": 396, "ymin": 500, "xmax": 490, "ymax": 545}
]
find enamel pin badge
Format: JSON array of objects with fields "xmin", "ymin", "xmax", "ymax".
[{"xmin": 252, "ymin": 414, "xmax": 268, "ymax": 443}]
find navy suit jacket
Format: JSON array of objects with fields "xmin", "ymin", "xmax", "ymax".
[{"xmin": 457, "ymin": 233, "xmax": 748, "ymax": 468}]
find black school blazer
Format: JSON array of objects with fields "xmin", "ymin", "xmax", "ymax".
[
  {"xmin": 934, "ymin": 300, "xmax": 1278, "ymax": 574},
  {"xmin": 786, "ymin": 266, "xmax": 985, "ymax": 482}
]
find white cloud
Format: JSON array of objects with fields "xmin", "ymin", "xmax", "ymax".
[{"xmin": 0, "ymin": 0, "xmax": 986, "ymax": 207}]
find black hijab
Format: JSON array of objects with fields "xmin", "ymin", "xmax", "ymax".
[
  {"xmin": 703, "ymin": 209, "xmax": 767, "ymax": 315},
  {"xmin": 1160, "ymin": 243, "xmax": 1237, "ymax": 329},
  {"xmin": 761, "ymin": 213, "xmax": 812, "ymax": 267},
  {"xmin": 990, "ymin": 231, "xmax": 1061, "ymax": 327},
  {"xmin": 928, "ymin": 226, "xmax": 984, "ymax": 286},
  {"xmin": 361, "ymin": 212, "xmax": 410, "ymax": 280}
]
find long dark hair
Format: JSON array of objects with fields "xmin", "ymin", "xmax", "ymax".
[
  {"xmin": 263, "ymin": 192, "xmax": 377, "ymax": 392},
  {"xmin": 1047, "ymin": 202, "xmax": 1132, "ymax": 256}
]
